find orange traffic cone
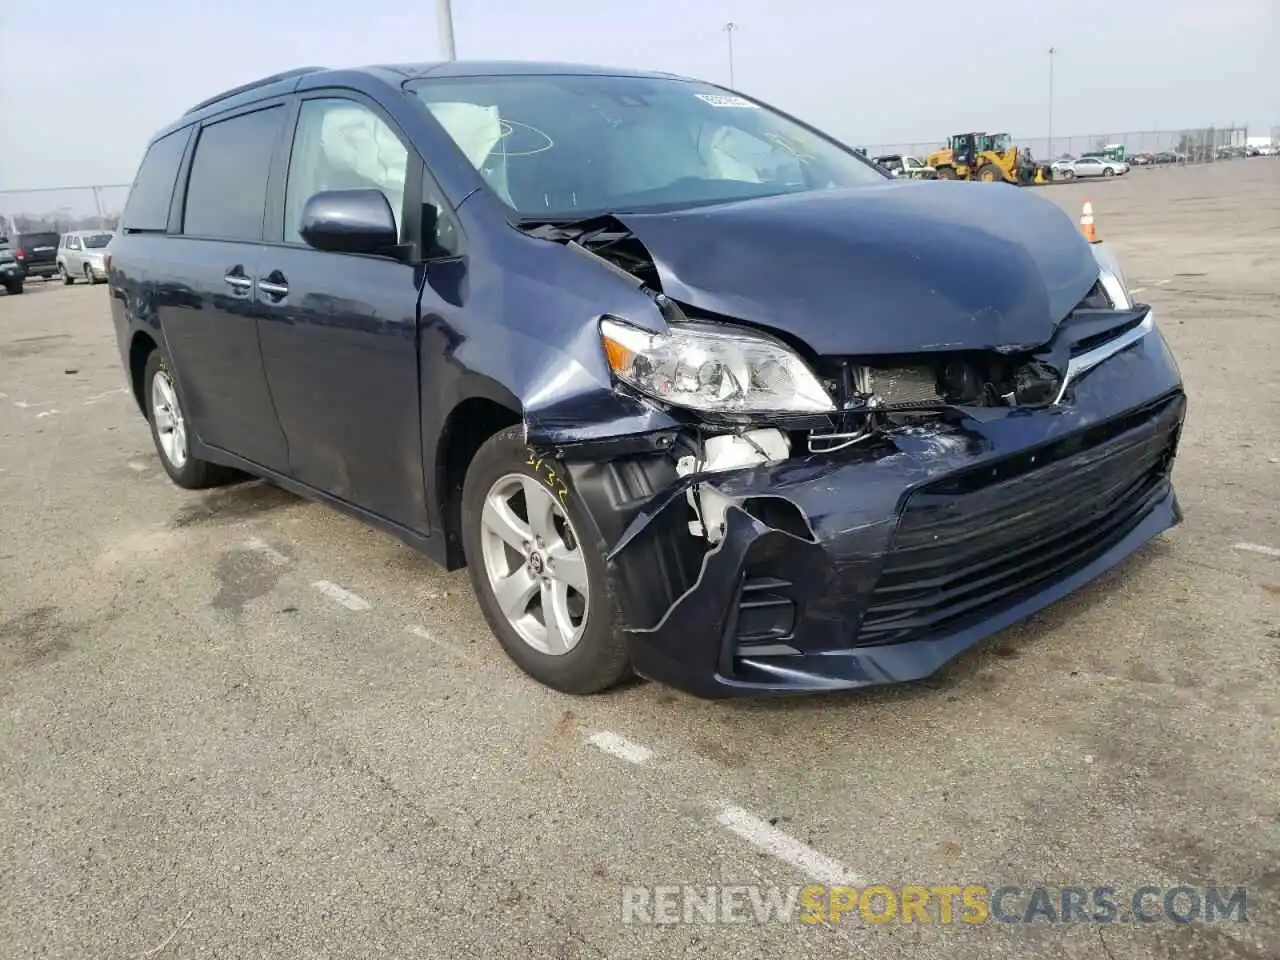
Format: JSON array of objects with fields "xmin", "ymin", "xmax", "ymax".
[{"xmin": 1079, "ymin": 201, "xmax": 1097, "ymax": 243}]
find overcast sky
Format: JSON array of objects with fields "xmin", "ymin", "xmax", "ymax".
[{"xmin": 1, "ymin": 0, "xmax": 1276, "ymax": 207}]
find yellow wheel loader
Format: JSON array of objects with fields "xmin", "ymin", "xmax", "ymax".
[{"xmin": 926, "ymin": 133, "xmax": 1053, "ymax": 185}]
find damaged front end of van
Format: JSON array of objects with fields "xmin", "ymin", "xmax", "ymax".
[{"xmin": 511, "ymin": 184, "xmax": 1185, "ymax": 698}]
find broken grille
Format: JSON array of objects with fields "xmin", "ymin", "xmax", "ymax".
[{"xmin": 854, "ymin": 394, "xmax": 1183, "ymax": 647}]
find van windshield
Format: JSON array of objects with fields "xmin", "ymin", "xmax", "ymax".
[{"xmin": 410, "ymin": 74, "xmax": 884, "ymax": 220}]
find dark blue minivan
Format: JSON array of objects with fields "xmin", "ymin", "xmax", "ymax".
[{"xmin": 108, "ymin": 62, "xmax": 1185, "ymax": 697}]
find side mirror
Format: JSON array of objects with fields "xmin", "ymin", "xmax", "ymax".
[{"xmin": 299, "ymin": 189, "xmax": 398, "ymax": 255}]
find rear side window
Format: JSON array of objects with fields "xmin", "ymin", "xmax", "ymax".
[
  {"xmin": 183, "ymin": 106, "xmax": 285, "ymax": 241},
  {"xmin": 121, "ymin": 130, "xmax": 189, "ymax": 233}
]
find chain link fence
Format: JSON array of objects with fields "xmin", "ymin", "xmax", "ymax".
[
  {"xmin": 0, "ymin": 185, "xmax": 130, "ymax": 236},
  {"xmin": 862, "ymin": 126, "xmax": 1260, "ymax": 166}
]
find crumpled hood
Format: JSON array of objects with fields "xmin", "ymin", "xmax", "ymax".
[{"xmin": 616, "ymin": 181, "xmax": 1100, "ymax": 355}]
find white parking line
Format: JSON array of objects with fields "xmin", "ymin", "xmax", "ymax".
[
  {"xmin": 35, "ymin": 410, "xmax": 59, "ymax": 419},
  {"xmin": 245, "ymin": 537, "xmax": 290, "ymax": 566},
  {"xmin": 13, "ymin": 399, "xmax": 56, "ymax": 409},
  {"xmin": 83, "ymin": 387, "xmax": 130, "ymax": 405},
  {"xmin": 1129, "ymin": 287, "xmax": 1146, "ymax": 294},
  {"xmin": 127, "ymin": 461, "xmax": 149, "ymax": 472},
  {"xmin": 586, "ymin": 731, "xmax": 654, "ymax": 766},
  {"xmin": 1233, "ymin": 542, "xmax": 1280, "ymax": 558},
  {"xmin": 406, "ymin": 624, "xmax": 472, "ymax": 659},
  {"xmin": 714, "ymin": 803, "xmax": 863, "ymax": 886},
  {"xmin": 311, "ymin": 580, "xmax": 371, "ymax": 610}
]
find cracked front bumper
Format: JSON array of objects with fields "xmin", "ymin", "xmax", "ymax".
[{"xmin": 607, "ymin": 326, "xmax": 1186, "ymax": 698}]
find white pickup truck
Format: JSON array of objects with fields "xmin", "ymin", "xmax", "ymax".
[{"xmin": 872, "ymin": 154, "xmax": 938, "ymax": 180}]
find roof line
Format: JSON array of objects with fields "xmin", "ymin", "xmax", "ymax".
[{"xmin": 182, "ymin": 66, "xmax": 327, "ymax": 117}]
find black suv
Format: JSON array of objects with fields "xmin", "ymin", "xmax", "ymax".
[
  {"xmin": 109, "ymin": 63, "xmax": 1184, "ymax": 698},
  {"xmin": 9, "ymin": 230, "xmax": 60, "ymax": 280}
]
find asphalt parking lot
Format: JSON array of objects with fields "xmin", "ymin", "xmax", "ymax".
[{"xmin": 1, "ymin": 161, "xmax": 1277, "ymax": 959}]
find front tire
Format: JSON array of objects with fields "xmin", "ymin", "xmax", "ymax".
[
  {"xmin": 975, "ymin": 164, "xmax": 1002, "ymax": 182},
  {"xmin": 83, "ymin": 264, "xmax": 96, "ymax": 284},
  {"xmin": 935, "ymin": 165, "xmax": 958, "ymax": 180},
  {"xmin": 1103, "ymin": 167, "xmax": 1115, "ymax": 177},
  {"xmin": 143, "ymin": 351, "xmax": 235, "ymax": 489},
  {"xmin": 461, "ymin": 427, "xmax": 630, "ymax": 694}
]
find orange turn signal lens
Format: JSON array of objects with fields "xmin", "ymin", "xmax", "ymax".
[{"xmin": 602, "ymin": 335, "xmax": 633, "ymax": 373}]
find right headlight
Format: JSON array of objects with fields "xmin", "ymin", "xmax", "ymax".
[{"xmin": 600, "ymin": 317, "xmax": 835, "ymax": 415}]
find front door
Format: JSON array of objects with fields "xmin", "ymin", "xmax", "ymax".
[
  {"xmin": 256, "ymin": 94, "xmax": 428, "ymax": 530},
  {"xmin": 156, "ymin": 103, "xmax": 290, "ymax": 471}
]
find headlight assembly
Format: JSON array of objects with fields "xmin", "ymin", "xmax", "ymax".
[
  {"xmin": 1089, "ymin": 243, "xmax": 1133, "ymax": 309},
  {"xmin": 600, "ymin": 317, "xmax": 834, "ymax": 415}
]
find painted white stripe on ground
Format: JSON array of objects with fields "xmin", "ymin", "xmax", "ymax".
[
  {"xmin": 406, "ymin": 624, "xmax": 471, "ymax": 658},
  {"xmin": 245, "ymin": 537, "xmax": 290, "ymax": 566},
  {"xmin": 586, "ymin": 731, "xmax": 654, "ymax": 766},
  {"xmin": 1233, "ymin": 542, "xmax": 1280, "ymax": 558},
  {"xmin": 1129, "ymin": 287, "xmax": 1146, "ymax": 294},
  {"xmin": 83, "ymin": 387, "xmax": 130, "ymax": 405},
  {"xmin": 13, "ymin": 399, "xmax": 56, "ymax": 408},
  {"xmin": 35, "ymin": 410, "xmax": 58, "ymax": 418},
  {"xmin": 715, "ymin": 803, "xmax": 863, "ymax": 886},
  {"xmin": 311, "ymin": 580, "xmax": 371, "ymax": 610},
  {"xmin": 127, "ymin": 461, "xmax": 149, "ymax": 472}
]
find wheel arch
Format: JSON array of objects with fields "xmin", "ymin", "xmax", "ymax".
[
  {"xmin": 127, "ymin": 330, "xmax": 159, "ymax": 416},
  {"xmin": 432, "ymin": 383, "xmax": 525, "ymax": 570}
]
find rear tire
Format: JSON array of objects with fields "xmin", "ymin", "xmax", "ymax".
[
  {"xmin": 461, "ymin": 426, "xmax": 630, "ymax": 694},
  {"xmin": 4, "ymin": 280, "xmax": 22, "ymax": 295},
  {"xmin": 59, "ymin": 264, "xmax": 74, "ymax": 285},
  {"xmin": 143, "ymin": 351, "xmax": 238, "ymax": 489}
]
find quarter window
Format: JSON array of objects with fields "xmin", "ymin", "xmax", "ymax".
[
  {"xmin": 284, "ymin": 98, "xmax": 409, "ymax": 243},
  {"xmin": 183, "ymin": 106, "xmax": 285, "ymax": 241},
  {"xmin": 121, "ymin": 129, "xmax": 189, "ymax": 233}
]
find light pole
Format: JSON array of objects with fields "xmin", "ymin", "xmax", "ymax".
[
  {"xmin": 437, "ymin": 0, "xmax": 457, "ymax": 61},
  {"xmin": 1047, "ymin": 46, "xmax": 1056, "ymax": 159},
  {"xmin": 723, "ymin": 22, "xmax": 737, "ymax": 87}
]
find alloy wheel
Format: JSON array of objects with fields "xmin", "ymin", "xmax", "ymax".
[
  {"xmin": 151, "ymin": 368, "xmax": 188, "ymax": 469},
  {"xmin": 479, "ymin": 473, "xmax": 589, "ymax": 655}
]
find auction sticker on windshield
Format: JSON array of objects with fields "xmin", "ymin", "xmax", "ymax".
[{"xmin": 695, "ymin": 93, "xmax": 759, "ymax": 109}]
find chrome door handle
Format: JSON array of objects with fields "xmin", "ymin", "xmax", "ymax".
[
  {"xmin": 223, "ymin": 274, "xmax": 252, "ymax": 291},
  {"xmin": 257, "ymin": 280, "xmax": 288, "ymax": 297}
]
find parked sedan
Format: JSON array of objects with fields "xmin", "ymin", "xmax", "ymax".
[
  {"xmin": 1053, "ymin": 156, "xmax": 1129, "ymax": 179},
  {"xmin": 109, "ymin": 62, "xmax": 1185, "ymax": 698},
  {"xmin": 57, "ymin": 230, "xmax": 114, "ymax": 284}
]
